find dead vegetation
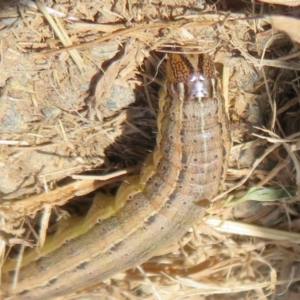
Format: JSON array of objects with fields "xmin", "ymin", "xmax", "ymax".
[{"xmin": 1, "ymin": 0, "xmax": 300, "ymax": 299}]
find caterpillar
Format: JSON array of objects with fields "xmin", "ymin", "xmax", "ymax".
[{"xmin": 2, "ymin": 52, "xmax": 230, "ymax": 299}]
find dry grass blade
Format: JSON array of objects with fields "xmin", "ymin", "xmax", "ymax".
[
  {"xmin": 35, "ymin": 0, "xmax": 84, "ymax": 70},
  {"xmin": 259, "ymin": 0, "xmax": 300, "ymax": 6}
]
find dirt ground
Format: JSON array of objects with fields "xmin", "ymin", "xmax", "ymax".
[{"xmin": 1, "ymin": 0, "xmax": 300, "ymax": 299}]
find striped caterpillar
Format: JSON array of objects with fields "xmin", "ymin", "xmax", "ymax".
[{"xmin": 2, "ymin": 52, "xmax": 230, "ymax": 299}]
